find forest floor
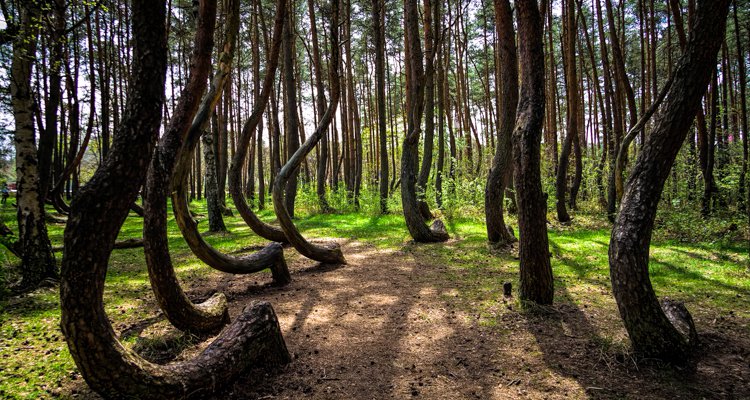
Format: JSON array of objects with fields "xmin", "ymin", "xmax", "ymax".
[{"xmin": 0, "ymin": 201, "xmax": 748, "ymax": 399}]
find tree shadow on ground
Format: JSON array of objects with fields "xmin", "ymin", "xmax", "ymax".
[{"xmin": 528, "ymin": 280, "xmax": 750, "ymax": 399}]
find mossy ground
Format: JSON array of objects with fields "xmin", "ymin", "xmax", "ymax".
[{"xmin": 0, "ymin": 197, "xmax": 747, "ymax": 399}]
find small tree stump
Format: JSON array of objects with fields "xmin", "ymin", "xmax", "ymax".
[
  {"xmin": 503, "ymin": 282, "xmax": 513, "ymax": 297},
  {"xmin": 430, "ymin": 219, "xmax": 448, "ymax": 236},
  {"xmin": 660, "ymin": 297, "xmax": 699, "ymax": 348}
]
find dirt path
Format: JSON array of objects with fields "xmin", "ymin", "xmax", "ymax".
[
  {"xmin": 69, "ymin": 239, "xmax": 749, "ymax": 399},
  {"xmin": 216, "ymin": 240, "xmax": 511, "ymax": 399}
]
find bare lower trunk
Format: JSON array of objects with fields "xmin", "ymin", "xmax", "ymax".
[
  {"xmin": 10, "ymin": 1, "xmax": 56, "ymax": 289},
  {"xmin": 485, "ymin": 0, "xmax": 518, "ymax": 247},
  {"xmin": 514, "ymin": 0, "xmax": 553, "ymax": 305},
  {"xmin": 203, "ymin": 124, "xmax": 228, "ymax": 232},
  {"xmin": 401, "ymin": 0, "xmax": 449, "ymax": 243}
]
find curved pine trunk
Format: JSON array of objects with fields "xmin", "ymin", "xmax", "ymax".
[
  {"xmin": 609, "ymin": 0, "xmax": 730, "ymax": 362},
  {"xmin": 272, "ymin": 0, "xmax": 346, "ymax": 264},
  {"xmin": 61, "ymin": 2, "xmax": 290, "ymax": 397}
]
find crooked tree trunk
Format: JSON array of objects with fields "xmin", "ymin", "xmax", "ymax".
[
  {"xmin": 485, "ymin": 0, "xmax": 518, "ymax": 247},
  {"xmin": 60, "ymin": 2, "xmax": 290, "ymax": 397},
  {"xmin": 272, "ymin": 0, "xmax": 346, "ymax": 265},
  {"xmin": 10, "ymin": 0, "xmax": 56, "ymax": 289},
  {"xmin": 227, "ymin": 0, "xmax": 288, "ymax": 244},
  {"xmin": 514, "ymin": 0, "xmax": 553, "ymax": 305},
  {"xmin": 162, "ymin": 0, "xmax": 291, "ymax": 306},
  {"xmin": 609, "ymin": 0, "xmax": 729, "ymax": 362},
  {"xmin": 401, "ymin": 0, "xmax": 449, "ymax": 243},
  {"xmin": 143, "ymin": 0, "xmax": 230, "ymax": 335}
]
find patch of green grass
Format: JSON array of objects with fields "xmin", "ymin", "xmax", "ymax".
[{"xmin": 0, "ymin": 199, "xmax": 746, "ymax": 398}]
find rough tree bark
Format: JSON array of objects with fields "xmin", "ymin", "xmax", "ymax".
[
  {"xmin": 60, "ymin": 2, "xmax": 290, "ymax": 397},
  {"xmin": 514, "ymin": 0, "xmax": 554, "ymax": 305},
  {"xmin": 10, "ymin": 0, "xmax": 57, "ymax": 289},
  {"xmin": 416, "ymin": 0, "xmax": 438, "ymax": 220},
  {"xmin": 609, "ymin": 0, "xmax": 729, "ymax": 362},
  {"xmin": 374, "ymin": 0, "xmax": 389, "ymax": 214},
  {"xmin": 555, "ymin": 0, "xmax": 578, "ymax": 223},
  {"xmin": 227, "ymin": 0, "xmax": 289, "ymax": 244},
  {"xmin": 204, "ymin": 114, "xmax": 228, "ymax": 232},
  {"xmin": 401, "ymin": 0, "xmax": 449, "ymax": 243},
  {"xmin": 272, "ymin": 0, "xmax": 346, "ymax": 264},
  {"xmin": 308, "ymin": 0, "xmax": 332, "ymax": 212},
  {"xmin": 282, "ymin": 2, "xmax": 300, "ymax": 218},
  {"xmin": 142, "ymin": 0, "xmax": 229, "ymax": 334},
  {"xmin": 485, "ymin": 0, "xmax": 518, "ymax": 248},
  {"xmin": 144, "ymin": 0, "xmax": 290, "ymax": 335}
]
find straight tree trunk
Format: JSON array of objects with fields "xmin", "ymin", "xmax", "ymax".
[
  {"xmin": 734, "ymin": 0, "xmax": 749, "ymax": 211},
  {"xmin": 10, "ymin": 0, "xmax": 56, "ymax": 289},
  {"xmin": 702, "ymin": 70, "xmax": 719, "ymax": 215},
  {"xmin": 373, "ymin": 0, "xmax": 389, "ymax": 214},
  {"xmin": 307, "ymin": 0, "xmax": 332, "ymax": 212},
  {"xmin": 435, "ymin": 27, "xmax": 446, "ymax": 209},
  {"xmin": 485, "ymin": 0, "xmax": 518, "ymax": 247},
  {"xmin": 416, "ymin": 0, "xmax": 438, "ymax": 220},
  {"xmin": 255, "ymin": 0, "xmax": 266, "ymax": 210},
  {"xmin": 204, "ymin": 113, "xmax": 228, "ymax": 232},
  {"xmin": 282, "ymin": 3, "xmax": 300, "ymax": 218},
  {"xmin": 555, "ymin": 0, "xmax": 578, "ymax": 223},
  {"xmin": 514, "ymin": 0, "xmax": 554, "ymax": 305}
]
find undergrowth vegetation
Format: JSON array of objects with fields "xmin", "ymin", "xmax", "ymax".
[{"xmin": 0, "ymin": 188, "xmax": 747, "ymax": 399}]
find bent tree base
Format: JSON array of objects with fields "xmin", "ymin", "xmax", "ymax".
[
  {"xmin": 609, "ymin": 0, "xmax": 730, "ymax": 363},
  {"xmin": 61, "ymin": 1, "xmax": 290, "ymax": 397}
]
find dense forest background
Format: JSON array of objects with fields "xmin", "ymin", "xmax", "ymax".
[{"xmin": 2, "ymin": 0, "xmax": 748, "ymax": 222}]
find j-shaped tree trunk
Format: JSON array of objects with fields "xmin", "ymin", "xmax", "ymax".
[
  {"xmin": 609, "ymin": 0, "xmax": 729, "ymax": 362},
  {"xmin": 167, "ymin": 0, "xmax": 288, "ymax": 281},
  {"xmin": 401, "ymin": 0, "xmax": 449, "ymax": 243},
  {"xmin": 514, "ymin": 0, "xmax": 554, "ymax": 305},
  {"xmin": 10, "ymin": 0, "xmax": 56, "ymax": 289},
  {"xmin": 142, "ymin": 0, "xmax": 229, "ymax": 334},
  {"xmin": 485, "ymin": 0, "xmax": 518, "ymax": 248},
  {"xmin": 144, "ymin": 0, "xmax": 289, "ymax": 335},
  {"xmin": 273, "ymin": 0, "xmax": 346, "ymax": 265},
  {"xmin": 60, "ymin": 2, "xmax": 289, "ymax": 398},
  {"xmin": 228, "ymin": 0, "xmax": 288, "ymax": 244}
]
